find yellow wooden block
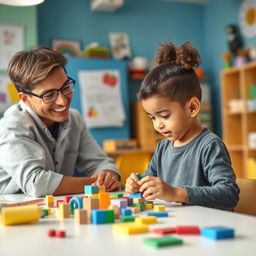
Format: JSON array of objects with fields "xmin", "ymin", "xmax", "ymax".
[
  {"xmin": 144, "ymin": 203, "xmax": 153, "ymax": 210},
  {"xmin": 154, "ymin": 205, "xmax": 166, "ymax": 212},
  {"xmin": 98, "ymin": 186, "xmax": 105, "ymax": 193},
  {"xmin": 84, "ymin": 193, "xmax": 99, "ymax": 197},
  {"xmin": 45, "ymin": 195, "xmax": 54, "ymax": 203},
  {"xmin": 135, "ymin": 216, "xmax": 157, "ymax": 224},
  {"xmin": 113, "ymin": 223, "xmax": 149, "ymax": 234}
]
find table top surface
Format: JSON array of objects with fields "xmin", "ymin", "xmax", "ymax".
[{"xmin": 0, "ymin": 194, "xmax": 256, "ymax": 256}]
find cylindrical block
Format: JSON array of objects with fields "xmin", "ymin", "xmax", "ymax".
[{"xmin": 1, "ymin": 204, "xmax": 43, "ymax": 225}]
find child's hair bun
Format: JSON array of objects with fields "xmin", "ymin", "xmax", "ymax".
[
  {"xmin": 155, "ymin": 42, "xmax": 176, "ymax": 65},
  {"xmin": 177, "ymin": 41, "xmax": 201, "ymax": 70},
  {"xmin": 155, "ymin": 41, "xmax": 201, "ymax": 70}
]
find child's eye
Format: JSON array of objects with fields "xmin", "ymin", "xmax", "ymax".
[
  {"xmin": 149, "ymin": 116, "xmax": 155, "ymax": 121},
  {"xmin": 161, "ymin": 115, "xmax": 170, "ymax": 119}
]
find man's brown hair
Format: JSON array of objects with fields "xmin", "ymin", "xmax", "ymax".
[{"xmin": 8, "ymin": 46, "xmax": 67, "ymax": 92}]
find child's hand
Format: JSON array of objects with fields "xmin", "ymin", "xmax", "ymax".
[
  {"xmin": 92, "ymin": 170, "xmax": 120, "ymax": 192},
  {"xmin": 138, "ymin": 176, "xmax": 174, "ymax": 201},
  {"xmin": 125, "ymin": 173, "xmax": 140, "ymax": 193}
]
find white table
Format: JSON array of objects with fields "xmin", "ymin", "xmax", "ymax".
[{"xmin": 0, "ymin": 194, "xmax": 256, "ymax": 256}]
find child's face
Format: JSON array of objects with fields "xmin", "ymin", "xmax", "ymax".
[
  {"xmin": 142, "ymin": 96, "xmax": 196, "ymax": 144},
  {"xmin": 19, "ymin": 68, "xmax": 73, "ymax": 128}
]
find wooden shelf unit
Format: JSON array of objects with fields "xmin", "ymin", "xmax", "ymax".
[{"xmin": 221, "ymin": 61, "xmax": 256, "ymax": 178}]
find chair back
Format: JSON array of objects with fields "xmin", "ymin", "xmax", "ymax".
[
  {"xmin": 116, "ymin": 152, "xmax": 152, "ymax": 187},
  {"xmin": 235, "ymin": 178, "xmax": 256, "ymax": 216}
]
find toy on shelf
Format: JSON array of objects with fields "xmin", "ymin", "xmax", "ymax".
[
  {"xmin": 82, "ymin": 42, "xmax": 110, "ymax": 58},
  {"xmin": 129, "ymin": 56, "xmax": 149, "ymax": 80}
]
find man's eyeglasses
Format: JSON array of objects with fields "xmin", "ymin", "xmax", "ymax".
[{"xmin": 23, "ymin": 77, "xmax": 75, "ymax": 104}]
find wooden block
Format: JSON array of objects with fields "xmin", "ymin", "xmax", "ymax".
[
  {"xmin": 201, "ymin": 226, "xmax": 235, "ymax": 240},
  {"xmin": 58, "ymin": 203, "xmax": 70, "ymax": 219},
  {"xmin": 133, "ymin": 198, "xmax": 145, "ymax": 204},
  {"xmin": 127, "ymin": 206, "xmax": 140, "ymax": 214},
  {"xmin": 45, "ymin": 195, "xmax": 54, "ymax": 208},
  {"xmin": 154, "ymin": 205, "xmax": 166, "ymax": 212},
  {"xmin": 99, "ymin": 193, "xmax": 110, "ymax": 209},
  {"xmin": 113, "ymin": 223, "xmax": 149, "ymax": 234},
  {"xmin": 176, "ymin": 226, "xmax": 200, "ymax": 235},
  {"xmin": 108, "ymin": 204, "xmax": 120, "ymax": 219},
  {"xmin": 153, "ymin": 227, "xmax": 176, "ymax": 235},
  {"xmin": 74, "ymin": 209, "xmax": 87, "ymax": 224},
  {"xmin": 143, "ymin": 235, "xmax": 183, "ymax": 248},
  {"xmin": 144, "ymin": 202, "xmax": 153, "ymax": 210},
  {"xmin": 135, "ymin": 216, "xmax": 157, "ymax": 224}
]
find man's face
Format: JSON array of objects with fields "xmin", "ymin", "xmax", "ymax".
[{"xmin": 20, "ymin": 68, "xmax": 73, "ymax": 128}]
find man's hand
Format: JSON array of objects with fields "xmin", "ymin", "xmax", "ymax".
[{"xmin": 92, "ymin": 170, "xmax": 120, "ymax": 192}]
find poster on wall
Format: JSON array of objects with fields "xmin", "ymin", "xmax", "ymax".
[
  {"xmin": 0, "ymin": 74, "xmax": 19, "ymax": 118},
  {"xmin": 78, "ymin": 70, "xmax": 126, "ymax": 128},
  {"xmin": 109, "ymin": 33, "xmax": 131, "ymax": 60},
  {"xmin": 0, "ymin": 24, "xmax": 24, "ymax": 70}
]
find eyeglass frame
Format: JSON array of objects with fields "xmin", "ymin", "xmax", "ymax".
[{"xmin": 22, "ymin": 76, "xmax": 75, "ymax": 104}]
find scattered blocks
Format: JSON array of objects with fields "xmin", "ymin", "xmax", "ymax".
[
  {"xmin": 111, "ymin": 199, "xmax": 128, "ymax": 209},
  {"xmin": 135, "ymin": 172, "xmax": 142, "ymax": 180},
  {"xmin": 130, "ymin": 192, "xmax": 143, "ymax": 198},
  {"xmin": 99, "ymin": 193, "xmax": 110, "ymax": 209},
  {"xmin": 176, "ymin": 226, "xmax": 200, "ymax": 235},
  {"xmin": 45, "ymin": 195, "xmax": 54, "ymax": 208},
  {"xmin": 154, "ymin": 205, "xmax": 166, "ymax": 212},
  {"xmin": 143, "ymin": 235, "xmax": 183, "ymax": 248},
  {"xmin": 56, "ymin": 230, "xmax": 66, "ymax": 238},
  {"xmin": 153, "ymin": 227, "xmax": 176, "ymax": 235},
  {"xmin": 113, "ymin": 223, "xmax": 149, "ymax": 234},
  {"xmin": 84, "ymin": 185, "xmax": 98, "ymax": 194},
  {"xmin": 121, "ymin": 208, "xmax": 132, "ymax": 216},
  {"xmin": 121, "ymin": 216, "xmax": 136, "ymax": 222},
  {"xmin": 69, "ymin": 196, "xmax": 83, "ymax": 214},
  {"xmin": 201, "ymin": 226, "xmax": 235, "ymax": 240},
  {"xmin": 74, "ymin": 209, "xmax": 87, "ymax": 224},
  {"xmin": 135, "ymin": 216, "xmax": 157, "ymax": 225},
  {"xmin": 47, "ymin": 229, "xmax": 66, "ymax": 238},
  {"xmin": 145, "ymin": 211, "xmax": 168, "ymax": 217}
]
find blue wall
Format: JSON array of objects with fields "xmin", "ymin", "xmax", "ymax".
[{"xmin": 38, "ymin": 0, "xmax": 253, "ymax": 138}]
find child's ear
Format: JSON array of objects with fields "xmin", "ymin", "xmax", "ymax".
[
  {"xmin": 18, "ymin": 92, "xmax": 32, "ymax": 106},
  {"xmin": 188, "ymin": 97, "xmax": 200, "ymax": 117}
]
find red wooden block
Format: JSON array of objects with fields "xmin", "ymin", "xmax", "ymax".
[
  {"xmin": 64, "ymin": 195, "xmax": 73, "ymax": 203},
  {"xmin": 56, "ymin": 230, "xmax": 66, "ymax": 238},
  {"xmin": 153, "ymin": 227, "xmax": 176, "ymax": 235},
  {"xmin": 48, "ymin": 229, "xmax": 56, "ymax": 237},
  {"xmin": 176, "ymin": 226, "xmax": 200, "ymax": 235}
]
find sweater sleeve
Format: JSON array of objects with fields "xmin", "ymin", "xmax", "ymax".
[
  {"xmin": 0, "ymin": 120, "xmax": 63, "ymax": 197},
  {"xmin": 184, "ymin": 139, "xmax": 240, "ymax": 210}
]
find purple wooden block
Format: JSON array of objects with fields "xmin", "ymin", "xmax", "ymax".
[{"xmin": 110, "ymin": 199, "xmax": 128, "ymax": 209}]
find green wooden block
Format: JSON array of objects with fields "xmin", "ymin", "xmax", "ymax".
[
  {"xmin": 121, "ymin": 216, "xmax": 136, "ymax": 222},
  {"xmin": 143, "ymin": 236, "xmax": 183, "ymax": 248},
  {"xmin": 113, "ymin": 193, "xmax": 123, "ymax": 198},
  {"xmin": 132, "ymin": 203, "xmax": 145, "ymax": 211},
  {"xmin": 105, "ymin": 210, "xmax": 115, "ymax": 223}
]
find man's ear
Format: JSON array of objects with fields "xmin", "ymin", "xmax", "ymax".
[
  {"xmin": 187, "ymin": 97, "xmax": 200, "ymax": 117},
  {"xmin": 18, "ymin": 92, "xmax": 32, "ymax": 106}
]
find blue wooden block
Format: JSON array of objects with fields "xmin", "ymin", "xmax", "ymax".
[
  {"xmin": 121, "ymin": 208, "xmax": 132, "ymax": 216},
  {"xmin": 91, "ymin": 210, "xmax": 106, "ymax": 224},
  {"xmin": 201, "ymin": 226, "xmax": 235, "ymax": 240},
  {"xmin": 135, "ymin": 172, "xmax": 142, "ymax": 180},
  {"xmin": 84, "ymin": 185, "xmax": 98, "ymax": 194},
  {"xmin": 145, "ymin": 211, "xmax": 169, "ymax": 217},
  {"xmin": 130, "ymin": 192, "xmax": 143, "ymax": 198}
]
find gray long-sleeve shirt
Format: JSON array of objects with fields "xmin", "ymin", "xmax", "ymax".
[
  {"xmin": 0, "ymin": 101, "xmax": 119, "ymax": 197},
  {"xmin": 144, "ymin": 128, "xmax": 239, "ymax": 210}
]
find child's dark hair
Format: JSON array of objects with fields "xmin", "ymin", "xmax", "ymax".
[{"xmin": 137, "ymin": 42, "xmax": 202, "ymax": 105}]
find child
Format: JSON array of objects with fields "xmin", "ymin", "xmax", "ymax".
[
  {"xmin": 0, "ymin": 46, "xmax": 120, "ymax": 197},
  {"xmin": 125, "ymin": 42, "xmax": 239, "ymax": 210}
]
